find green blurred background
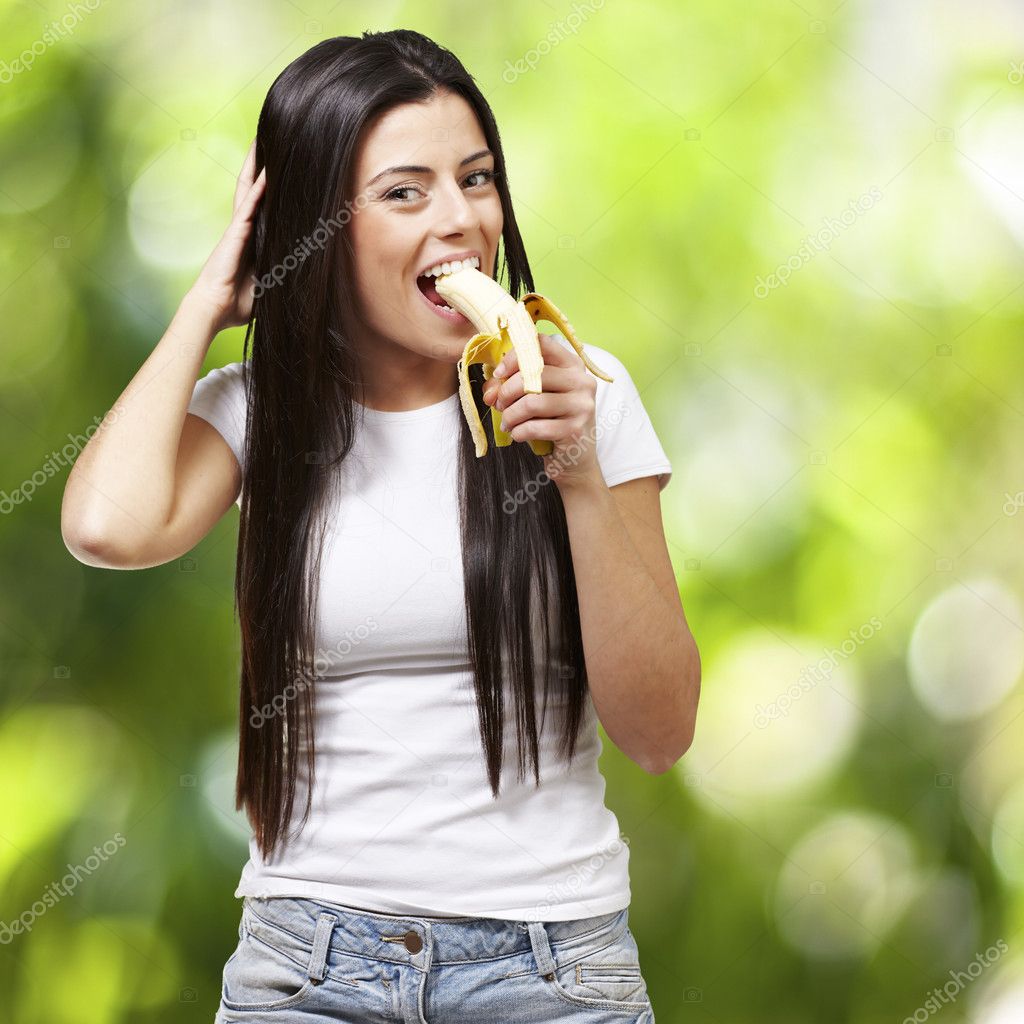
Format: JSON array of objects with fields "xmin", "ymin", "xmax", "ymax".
[{"xmin": 3, "ymin": 0, "xmax": 1024, "ymax": 1021}]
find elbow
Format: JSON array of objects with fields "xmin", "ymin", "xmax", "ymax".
[
  {"xmin": 62, "ymin": 489, "xmax": 107, "ymax": 566},
  {"xmin": 638, "ymin": 728, "xmax": 693, "ymax": 776},
  {"xmin": 62, "ymin": 515, "xmax": 134, "ymax": 569},
  {"xmin": 61, "ymin": 483, "xmax": 153, "ymax": 568},
  {"xmin": 643, "ymin": 735, "xmax": 693, "ymax": 776},
  {"xmin": 63, "ymin": 524, "xmax": 116, "ymax": 568},
  {"xmin": 642, "ymin": 670, "xmax": 700, "ymax": 776},
  {"xmin": 640, "ymin": 756, "xmax": 679, "ymax": 777}
]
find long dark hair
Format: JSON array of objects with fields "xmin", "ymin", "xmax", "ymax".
[{"xmin": 235, "ymin": 29, "xmax": 588, "ymax": 861}]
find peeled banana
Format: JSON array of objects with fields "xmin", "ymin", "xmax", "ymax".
[{"xmin": 434, "ymin": 265, "xmax": 614, "ymax": 458}]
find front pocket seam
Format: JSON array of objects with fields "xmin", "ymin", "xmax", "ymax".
[
  {"xmin": 221, "ymin": 980, "xmax": 316, "ymax": 1013},
  {"xmin": 577, "ymin": 963, "xmax": 644, "ymax": 985},
  {"xmin": 221, "ymin": 930, "xmax": 318, "ymax": 1012},
  {"xmin": 546, "ymin": 972, "xmax": 651, "ymax": 1013}
]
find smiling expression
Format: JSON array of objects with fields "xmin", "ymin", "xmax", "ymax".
[{"xmin": 348, "ymin": 89, "xmax": 505, "ymax": 364}]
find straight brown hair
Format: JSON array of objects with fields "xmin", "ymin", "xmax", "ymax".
[{"xmin": 236, "ymin": 29, "xmax": 589, "ymax": 860}]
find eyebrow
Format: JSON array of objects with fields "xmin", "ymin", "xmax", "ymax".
[{"xmin": 366, "ymin": 149, "xmax": 494, "ymax": 188}]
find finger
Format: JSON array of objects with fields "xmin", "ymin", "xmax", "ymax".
[
  {"xmin": 508, "ymin": 417, "xmax": 564, "ymax": 440},
  {"xmin": 501, "ymin": 387, "xmax": 598, "ymax": 440},
  {"xmin": 492, "ymin": 333, "xmax": 582, "ymax": 382},
  {"xmin": 243, "ymin": 138, "xmax": 257, "ymax": 176},
  {"xmin": 504, "ymin": 417, "xmax": 568, "ymax": 443},
  {"xmin": 233, "ymin": 139, "xmax": 258, "ymax": 215},
  {"xmin": 235, "ymin": 167, "xmax": 266, "ymax": 224},
  {"xmin": 484, "ymin": 365, "xmax": 583, "ymax": 409}
]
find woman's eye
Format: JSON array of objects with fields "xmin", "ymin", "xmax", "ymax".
[
  {"xmin": 384, "ymin": 168, "xmax": 497, "ymax": 203},
  {"xmin": 465, "ymin": 169, "xmax": 496, "ymax": 188},
  {"xmin": 383, "ymin": 185, "xmax": 421, "ymax": 203}
]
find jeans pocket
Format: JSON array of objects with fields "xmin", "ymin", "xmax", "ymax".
[
  {"xmin": 220, "ymin": 915, "xmax": 317, "ymax": 1013},
  {"xmin": 547, "ymin": 911, "xmax": 652, "ymax": 1013}
]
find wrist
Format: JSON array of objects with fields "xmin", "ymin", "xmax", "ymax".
[
  {"xmin": 550, "ymin": 464, "xmax": 607, "ymax": 499},
  {"xmin": 181, "ymin": 287, "xmax": 227, "ymax": 336}
]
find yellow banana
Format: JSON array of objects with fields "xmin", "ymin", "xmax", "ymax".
[{"xmin": 434, "ymin": 265, "xmax": 614, "ymax": 458}]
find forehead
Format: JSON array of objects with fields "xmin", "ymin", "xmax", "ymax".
[{"xmin": 355, "ymin": 91, "xmax": 488, "ymax": 182}]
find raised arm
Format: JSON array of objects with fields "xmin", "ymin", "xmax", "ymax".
[{"xmin": 61, "ymin": 141, "xmax": 266, "ymax": 569}]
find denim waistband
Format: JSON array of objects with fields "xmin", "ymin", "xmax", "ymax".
[{"xmin": 241, "ymin": 894, "xmax": 628, "ymax": 970}]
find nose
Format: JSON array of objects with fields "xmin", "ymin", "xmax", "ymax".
[{"xmin": 431, "ymin": 177, "xmax": 480, "ymax": 235}]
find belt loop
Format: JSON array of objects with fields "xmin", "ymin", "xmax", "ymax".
[
  {"xmin": 526, "ymin": 921, "xmax": 558, "ymax": 980},
  {"xmin": 307, "ymin": 911, "xmax": 339, "ymax": 985}
]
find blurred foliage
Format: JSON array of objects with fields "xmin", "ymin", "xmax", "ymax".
[{"xmin": 2, "ymin": 0, "xmax": 1023, "ymax": 1021}]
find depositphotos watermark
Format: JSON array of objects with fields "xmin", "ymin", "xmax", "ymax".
[
  {"xmin": 901, "ymin": 939, "xmax": 1008, "ymax": 1023},
  {"xmin": 0, "ymin": 404, "xmax": 126, "ymax": 514},
  {"xmin": 533, "ymin": 832, "xmax": 630, "ymax": 917},
  {"xmin": 0, "ymin": 833, "xmax": 127, "ymax": 944},
  {"xmin": 754, "ymin": 186, "xmax": 883, "ymax": 298},
  {"xmin": 249, "ymin": 617, "xmax": 379, "ymax": 727},
  {"xmin": 251, "ymin": 190, "xmax": 372, "ymax": 297},
  {"xmin": 502, "ymin": 0, "xmax": 606, "ymax": 84},
  {"xmin": 500, "ymin": 400, "xmax": 631, "ymax": 514},
  {"xmin": 0, "ymin": 0, "xmax": 103, "ymax": 85},
  {"xmin": 753, "ymin": 616, "xmax": 882, "ymax": 728}
]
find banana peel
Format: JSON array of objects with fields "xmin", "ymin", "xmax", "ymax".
[{"xmin": 434, "ymin": 265, "xmax": 614, "ymax": 458}]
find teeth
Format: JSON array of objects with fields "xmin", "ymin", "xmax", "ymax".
[
  {"xmin": 421, "ymin": 255, "xmax": 481, "ymax": 278},
  {"xmin": 433, "ymin": 266, "xmax": 615, "ymax": 458}
]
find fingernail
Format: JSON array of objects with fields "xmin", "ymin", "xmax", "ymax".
[{"xmin": 493, "ymin": 363, "xmax": 506, "ymax": 379}]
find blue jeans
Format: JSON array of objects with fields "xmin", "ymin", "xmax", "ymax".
[{"xmin": 214, "ymin": 895, "xmax": 656, "ymax": 1022}]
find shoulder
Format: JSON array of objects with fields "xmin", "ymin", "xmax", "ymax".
[
  {"xmin": 188, "ymin": 360, "xmax": 250, "ymax": 432},
  {"xmin": 540, "ymin": 332, "xmax": 673, "ymax": 492},
  {"xmin": 187, "ymin": 360, "xmax": 251, "ymax": 484},
  {"xmin": 204, "ymin": 359, "xmax": 249, "ymax": 385},
  {"xmin": 191, "ymin": 359, "xmax": 250, "ymax": 402},
  {"xmin": 540, "ymin": 333, "xmax": 637, "ymax": 409},
  {"xmin": 541, "ymin": 332, "xmax": 628, "ymax": 379}
]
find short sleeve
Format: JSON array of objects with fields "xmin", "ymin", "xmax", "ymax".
[
  {"xmin": 187, "ymin": 360, "xmax": 249, "ymax": 505},
  {"xmin": 549, "ymin": 336, "xmax": 672, "ymax": 492}
]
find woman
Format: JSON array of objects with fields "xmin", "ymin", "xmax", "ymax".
[{"xmin": 63, "ymin": 28, "xmax": 699, "ymax": 1024}]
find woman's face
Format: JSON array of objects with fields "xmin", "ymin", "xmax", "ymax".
[{"xmin": 349, "ymin": 90, "xmax": 504, "ymax": 369}]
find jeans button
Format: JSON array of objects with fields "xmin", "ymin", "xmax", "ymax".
[{"xmin": 404, "ymin": 930, "xmax": 423, "ymax": 953}]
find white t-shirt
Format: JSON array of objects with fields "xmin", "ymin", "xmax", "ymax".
[{"xmin": 187, "ymin": 334, "xmax": 673, "ymax": 921}]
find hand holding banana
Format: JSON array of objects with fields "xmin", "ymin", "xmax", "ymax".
[
  {"xmin": 480, "ymin": 335, "xmax": 604, "ymax": 488},
  {"xmin": 433, "ymin": 264, "xmax": 614, "ymax": 489}
]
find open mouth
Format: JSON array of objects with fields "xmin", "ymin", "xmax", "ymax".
[
  {"xmin": 416, "ymin": 273, "xmax": 447, "ymax": 307},
  {"xmin": 415, "ymin": 272, "xmax": 469, "ymax": 323}
]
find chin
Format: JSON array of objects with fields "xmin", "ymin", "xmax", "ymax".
[{"xmin": 427, "ymin": 341, "xmax": 468, "ymax": 364}]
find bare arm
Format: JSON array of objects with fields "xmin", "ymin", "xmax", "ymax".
[
  {"xmin": 61, "ymin": 141, "xmax": 267, "ymax": 569},
  {"xmin": 61, "ymin": 294, "xmax": 228, "ymax": 566}
]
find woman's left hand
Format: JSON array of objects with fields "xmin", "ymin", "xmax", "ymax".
[{"xmin": 482, "ymin": 333, "xmax": 604, "ymax": 490}]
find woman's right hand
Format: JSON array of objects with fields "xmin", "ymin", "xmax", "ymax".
[{"xmin": 188, "ymin": 139, "xmax": 267, "ymax": 333}]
